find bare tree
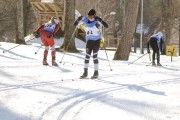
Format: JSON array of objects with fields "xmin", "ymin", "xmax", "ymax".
[
  {"xmin": 161, "ymin": 0, "xmax": 174, "ymax": 45},
  {"xmin": 60, "ymin": 0, "xmax": 78, "ymax": 52},
  {"xmin": 0, "ymin": 0, "xmax": 19, "ymax": 42},
  {"xmin": 16, "ymin": 0, "xmax": 25, "ymax": 44},
  {"xmin": 114, "ymin": 0, "xmax": 140, "ymax": 60}
]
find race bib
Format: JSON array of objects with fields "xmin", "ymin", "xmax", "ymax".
[
  {"xmin": 85, "ymin": 26, "xmax": 100, "ymax": 36},
  {"xmin": 43, "ymin": 23, "xmax": 56, "ymax": 33}
]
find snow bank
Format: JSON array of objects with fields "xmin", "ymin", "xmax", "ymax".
[{"xmin": 0, "ymin": 41, "xmax": 180, "ymax": 120}]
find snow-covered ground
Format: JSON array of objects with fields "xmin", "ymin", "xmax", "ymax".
[{"xmin": 0, "ymin": 39, "xmax": 180, "ymax": 120}]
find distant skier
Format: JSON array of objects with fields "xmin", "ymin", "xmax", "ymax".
[
  {"xmin": 147, "ymin": 32, "xmax": 165, "ymax": 66},
  {"xmin": 74, "ymin": 9, "xmax": 108, "ymax": 79},
  {"xmin": 34, "ymin": 17, "xmax": 60, "ymax": 66}
]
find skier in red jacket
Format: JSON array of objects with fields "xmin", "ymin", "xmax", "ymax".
[{"xmin": 34, "ymin": 17, "xmax": 60, "ymax": 66}]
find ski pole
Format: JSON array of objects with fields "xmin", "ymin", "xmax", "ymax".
[
  {"xmin": 146, "ymin": 61, "xmax": 152, "ymax": 66},
  {"xmin": 146, "ymin": 57, "xmax": 158, "ymax": 66},
  {"xmin": 3, "ymin": 38, "xmax": 35, "ymax": 53},
  {"xmin": 149, "ymin": 53, "xmax": 151, "ymax": 61},
  {"xmin": 60, "ymin": 27, "xmax": 78, "ymax": 64},
  {"xmin": 35, "ymin": 45, "xmax": 43, "ymax": 54},
  {"xmin": 103, "ymin": 42, "xmax": 113, "ymax": 71},
  {"xmin": 128, "ymin": 53, "xmax": 148, "ymax": 65}
]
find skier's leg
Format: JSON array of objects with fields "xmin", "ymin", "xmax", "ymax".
[
  {"xmin": 43, "ymin": 46, "xmax": 49, "ymax": 65},
  {"xmin": 150, "ymin": 38, "xmax": 156, "ymax": 65},
  {"xmin": 85, "ymin": 41, "xmax": 93, "ymax": 68},
  {"xmin": 48, "ymin": 38, "xmax": 58, "ymax": 66},
  {"xmin": 80, "ymin": 41, "xmax": 93, "ymax": 78},
  {"xmin": 152, "ymin": 51, "xmax": 156, "ymax": 65},
  {"xmin": 92, "ymin": 40, "xmax": 100, "ymax": 78},
  {"xmin": 40, "ymin": 35, "xmax": 49, "ymax": 65},
  {"xmin": 155, "ymin": 42, "xmax": 162, "ymax": 66},
  {"xmin": 51, "ymin": 45, "xmax": 58, "ymax": 66}
]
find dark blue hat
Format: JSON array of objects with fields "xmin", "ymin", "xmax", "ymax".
[{"xmin": 88, "ymin": 9, "xmax": 96, "ymax": 15}]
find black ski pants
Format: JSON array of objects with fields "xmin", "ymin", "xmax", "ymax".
[
  {"xmin": 85, "ymin": 40, "xmax": 101, "ymax": 64},
  {"xmin": 149, "ymin": 38, "xmax": 160, "ymax": 63}
]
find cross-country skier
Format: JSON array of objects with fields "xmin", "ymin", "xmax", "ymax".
[
  {"xmin": 34, "ymin": 17, "xmax": 60, "ymax": 66},
  {"xmin": 74, "ymin": 9, "xmax": 108, "ymax": 79},
  {"xmin": 147, "ymin": 32, "xmax": 165, "ymax": 66}
]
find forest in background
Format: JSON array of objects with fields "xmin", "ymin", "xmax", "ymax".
[{"xmin": 0, "ymin": 0, "xmax": 180, "ymax": 60}]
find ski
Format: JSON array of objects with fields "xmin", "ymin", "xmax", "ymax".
[
  {"xmin": 46, "ymin": 65, "xmax": 60, "ymax": 68},
  {"xmin": 146, "ymin": 62, "xmax": 163, "ymax": 67},
  {"xmin": 91, "ymin": 76, "xmax": 98, "ymax": 79},
  {"xmin": 146, "ymin": 65, "xmax": 163, "ymax": 67},
  {"xmin": 79, "ymin": 77, "xmax": 89, "ymax": 79}
]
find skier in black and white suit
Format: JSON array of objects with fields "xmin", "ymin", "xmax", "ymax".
[
  {"xmin": 147, "ymin": 32, "xmax": 165, "ymax": 66},
  {"xmin": 74, "ymin": 9, "xmax": 108, "ymax": 79}
]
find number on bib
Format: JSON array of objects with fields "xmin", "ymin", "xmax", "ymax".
[{"xmin": 87, "ymin": 30, "xmax": 93, "ymax": 35}]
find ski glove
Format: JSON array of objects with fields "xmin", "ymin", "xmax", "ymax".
[
  {"xmin": 96, "ymin": 23, "xmax": 100, "ymax": 28},
  {"xmin": 147, "ymin": 49, "xmax": 150, "ymax": 54},
  {"xmin": 78, "ymin": 16, "xmax": 83, "ymax": 21},
  {"xmin": 102, "ymin": 21, "xmax": 108, "ymax": 28},
  {"xmin": 47, "ymin": 33, "xmax": 54, "ymax": 38},
  {"xmin": 33, "ymin": 32, "xmax": 39, "ymax": 38}
]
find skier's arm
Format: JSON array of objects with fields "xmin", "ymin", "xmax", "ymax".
[
  {"xmin": 36, "ymin": 24, "xmax": 45, "ymax": 33},
  {"xmin": 160, "ymin": 37, "xmax": 165, "ymax": 52},
  {"xmin": 74, "ymin": 16, "xmax": 83, "ymax": 26},
  {"xmin": 33, "ymin": 24, "xmax": 44, "ymax": 38},
  {"xmin": 147, "ymin": 39, "xmax": 150, "ymax": 53},
  {"xmin": 53, "ymin": 23, "xmax": 60, "ymax": 36},
  {"xmin": 95, "ymin": 16, "xmax": 108, "ymax": 28}
]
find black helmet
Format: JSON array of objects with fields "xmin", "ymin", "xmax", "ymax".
[{"xmin": 88, "ymin": 9, "xmax": 96, "ymax": 16}]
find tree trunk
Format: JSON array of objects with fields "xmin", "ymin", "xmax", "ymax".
[
  {"xmin": 16, "ymin": 0, "xmax": 25, "ymax": 44},
  {"xmin": 162, "ymin": 0, "xmax": 174, "ymax": 45},
  {"xmin": 179, "ymin": 16, "xmax": 180, "ymax": 56},
  {"xmin": 60, "ymin": 0, "xmax": 78, "ymax": 52},
  {"xmin": 114, "ymin": 0, "xmax": 140, "ymax": 60}
]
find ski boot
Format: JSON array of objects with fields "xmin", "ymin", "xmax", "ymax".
[
  {"xmin": 157, "ymin": 62, "xmax": 162, "ymax": 66},
  {"xmin": 152, "ymin": 61, "xmax": 156, "ymax": 66},
  {"xmin": 80, "ymin": 68, "xmax": 88, "ymax": 79},
  {"xmin": 43, "ymin": 58, "xmax": 49, "ymax": 66},
  {"xmin": 91, "ymin": 70, "xmax": 99, "ymax": 79},
  {"xmin": 52, "ymin": 57, "xmax": 59, "ymax": 66}
]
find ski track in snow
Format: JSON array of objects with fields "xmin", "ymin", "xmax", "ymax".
[
  {"xmin": 39, "ymin": 76, "xmax": 180, "ymax": 120},
  {"xmin": 0, "ymin": 41, "xmax": 180, "ymax": 120}
]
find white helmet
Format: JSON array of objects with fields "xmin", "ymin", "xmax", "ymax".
[
  {"xmin": 49, "ymin": 17, "xmax": 59, "ymax": 24},
  {"xmin": 157, "ymin": 32, "xmax": 163, "ymax": 37}
]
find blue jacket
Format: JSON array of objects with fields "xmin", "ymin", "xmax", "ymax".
[{"xmin": 82, "ymin": 17, "xmax": 101, "ymax": 41}]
